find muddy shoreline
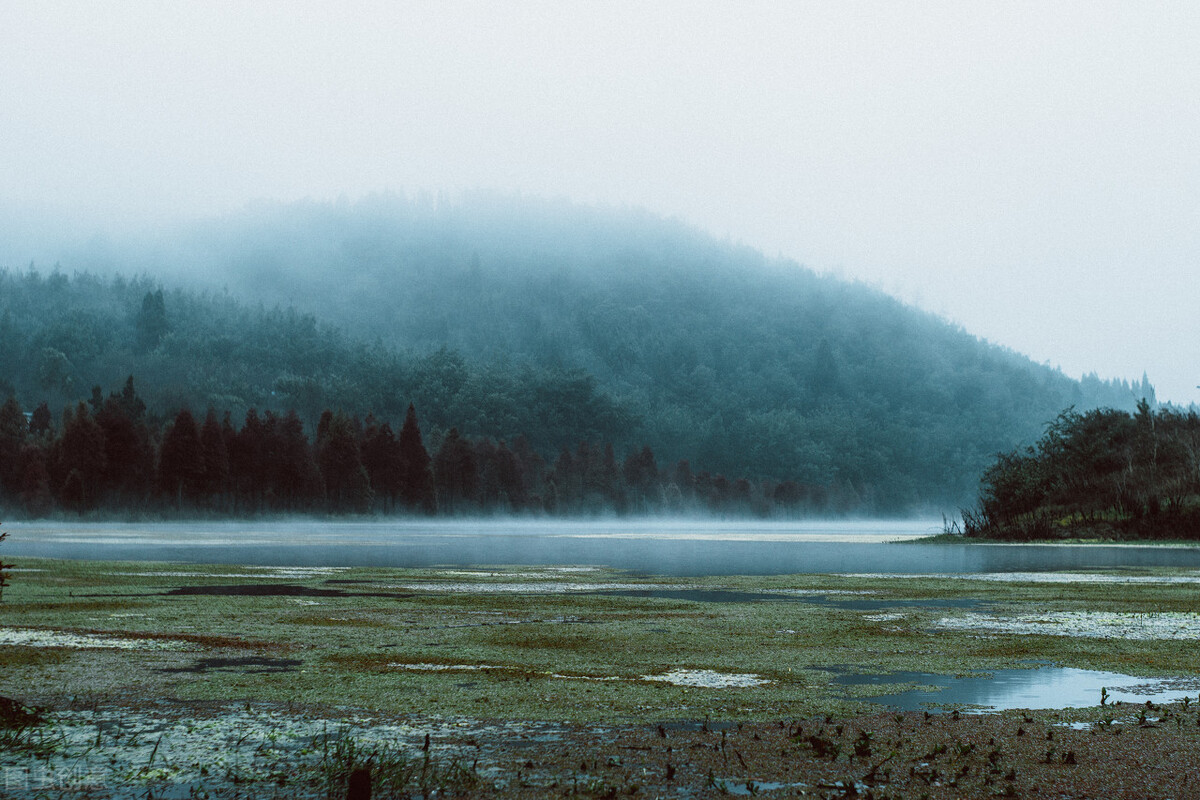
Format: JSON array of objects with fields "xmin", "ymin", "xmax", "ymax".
[{"xmin": 7, "ymin": 696, "xmax": 1200, "ymax": 798}]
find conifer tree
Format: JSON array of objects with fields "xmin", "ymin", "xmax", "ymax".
[
  {"xmin": 135, "ymin": 289, "xmax": 169, "ymax": 351},
  {"xmin": 316, "ymin": 411, "xmax": 370, "ymax": 512},
  {"xmin": 199, "ymin": 409, "xmax": 231, "ymax": 502},
  {"xmin": 492, "ymin": 440, "xmax": 526, "ymax": 511},
  {"xmin": 361, "ymin": 418, "xmax": 402, "ymax": 512},
  {"xmin": 230, "ymin": 409, "xmax": 267, "ymax": 508},
  {"xmin": 158, "ymin": 408, "xmax": 202, "ymax": 506},
  {"xmin": 398, "ymin": 404, "xmax": 436, "ymax": 513},
  {"xmin": 55, "ymin": 402, "xmax": 106, "ymax": 511},
  {"xmin": 114, "ymin": 375, "xmax": 147, "ymax": 421},
  {"xmin": 0, "ymin": 396, "xmax": 26, "ymax": 498},
  {"xmin": 433, "ymin": 427, "xmax": 477, "ymax": 512},
  {"xmin": 29, "ymin": 403, "xmax": 53, "ymax": 438},
  {"xmin": 19, "ymin": 446, "xmax": 52, "ymax": 516},
  {"xmin": 96, "ymin": 386, "xmax": 154, "ymax": 503},
  {"xmin": 276, "ymin": 410, "xmax": 323, "ymax": 509}
]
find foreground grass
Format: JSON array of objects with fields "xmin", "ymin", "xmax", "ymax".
[{"xmin": 3, "ymin": 556, "xmax": 1200, "ymax": 797}]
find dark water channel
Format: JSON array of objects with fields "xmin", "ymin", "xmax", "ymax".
[{"xmin": 8, "ymin": 520, "xmax": 1200, "ymax": 575}]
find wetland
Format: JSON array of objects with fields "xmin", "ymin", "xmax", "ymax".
[{"xmin": 2, "ymin": 521, "xmax": 1200, "ymax": 797}]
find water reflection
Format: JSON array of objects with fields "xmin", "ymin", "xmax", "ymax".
[{"xmin": 833, "ymin": 666, "xmax": 1200, "ymax": 711}]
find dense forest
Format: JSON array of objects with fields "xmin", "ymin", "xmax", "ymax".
[
  {"xmin": 0, "ymin": 381, "xmax": 751, "ymax": 517},
  {"xmin": 0, "ymin": 197, "xmax": 1153, "ymax": 515},
  {"xmin": 960, "ymin": 403, "xmax": 1200, "ymax": 540}
]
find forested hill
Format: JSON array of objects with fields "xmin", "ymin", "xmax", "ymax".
[{"xmin": 2, "ymin": 197, "xmax": 1150, "ymax": 511}]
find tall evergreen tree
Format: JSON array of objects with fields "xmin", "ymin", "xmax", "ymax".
[
  {"xmin": 135, "ymin": 289, "xmax": 170, "ymax": 351},
  {"xmin": 96, "ymin": 391, "xmax": 154, "ymax": 503},
  {"xmin": 361, "ymin": 418, "xmax": 402, "ymax": 512},
  {"xmin": 113, "ymin": 375, "xmax": 147, "ymax": 421},
  {"xmin": 54, "ymin": 402, "xmax": 106, "ymax": 511},
  {"xmin": 275, "ymin": 410, "xmax": 323, "ymax": 509},
  {"xmin": 433, "ymin": 427, "xmax": 477, "ymax": 512},
  {"xmin": 158, "ymin": 409, "xmax": 203, "ymax": 506},
  {"xmin": 492, "ymin": 440, "xmax": 526, "ymax": 511},
  {"xmin": 316, "ymin": 411, "xmax": 371, "ymax": 512},
  {"xmin": 29, "ymin": 403, "xmax": 53, "ymax": 438},
  {"xmin": 230, "ymin": 409, "xmax": 267, "ymax": 508},
  {"xmin": 19, "ymin": 445, "xmax": 52, "ymax": 516},
  {"xmin": 397, "ymin": 404, "xmax": 435, "ymax": 513},
  {"xmin": 0, "ymin": 397, "xmax": 27, "ymax": 499},
  {"xmin": 199, "ymin": 409, "xmax": 231, "ymax": 503},
  {"xmin": 622, "ymin": 445, "xmax": 660, "ymax": 512}
]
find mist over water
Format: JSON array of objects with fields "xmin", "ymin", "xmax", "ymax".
[{"xmin": 8, "ymin": 519, "xmax": 1200, "ymax": 575}]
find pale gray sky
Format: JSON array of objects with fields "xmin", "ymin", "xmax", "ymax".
[{"xmin": 2, "ymin": 1, "xmax": 1198, "ymax": 402}]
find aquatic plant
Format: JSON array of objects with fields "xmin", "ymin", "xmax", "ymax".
[
  {"xmin": 0, "ymin": 697, "xmax": 58, "ymax": 757},
  {"xmin": 852, "ymin": 730, "xmax": 874, "ymax": 759},
  {"xmin": 0, "ymin": 524, "xmax": 11, "ymax": 602},
  {"xmin": 314, "ymin": 725, "xmax": 485, "ymax": 799}
]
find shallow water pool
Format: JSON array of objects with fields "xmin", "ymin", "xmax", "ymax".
[{"xmin": 833, "ymin": 665, "xmax": 1200, "ymax": 711}]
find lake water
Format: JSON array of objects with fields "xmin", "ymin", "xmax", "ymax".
[{"xmin": 6, "ymin": 519, "xmax": 1200, "ymax": 575}]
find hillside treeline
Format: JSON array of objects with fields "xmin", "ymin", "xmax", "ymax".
[
  {"xmin": 0, "ymin": 380, "xmax": 839, "ymax": 518},
  {"xmin": 0, "ymin": 269, "xmax": 632, "ymax": 454},
  {"xmin": 0, "ymin": 196, "xmax": 1154, "ymax": 510},
  {"xmin": 961, "ymin": 402, "xmax": 1200, "ymax": 540},
  {"xmin": 50, "ymin": 196, "xmax": 1147, "ymax": 507}
]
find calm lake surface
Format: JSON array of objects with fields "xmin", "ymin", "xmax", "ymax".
[{"xmin": 7, "ymin": 519, "xmax": 1200, "ymax": 575}]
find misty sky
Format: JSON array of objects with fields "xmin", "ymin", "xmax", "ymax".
[{"xmin": 3, "ymin": 2, "xmax": 1198, "ymax": 403}]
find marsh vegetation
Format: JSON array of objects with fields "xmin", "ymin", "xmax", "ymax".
[{"xmin": 3, "ymin": 555, "xmax": 1200, "ymax": 796}]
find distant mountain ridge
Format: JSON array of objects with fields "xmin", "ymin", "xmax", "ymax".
[{"xmin": 1, "ymin": 196, "xmax": 1150, "ymax": 510}]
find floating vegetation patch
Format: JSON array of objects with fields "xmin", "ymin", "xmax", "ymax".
[
  {"xmin": 643, "ymin": 669, "xmax": 771, "ymax": 688},
  {"xmin": 0, "ymin": 628, "xmax": 197, "ymax": 651},
  {"xmin": 935, "ymin": 611, "xmax": 1200, "ymax": 640}
]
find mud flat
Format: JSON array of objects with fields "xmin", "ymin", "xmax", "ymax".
[{"xmin": 3, "ymin": 557, "xmax": 1200, "ymax": 797}]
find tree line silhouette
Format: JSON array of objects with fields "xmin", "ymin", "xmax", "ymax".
[
  {"xmin": 0, "ymin": 377, "xmax": 844, "ymax": 518},
  {"xmin": 961, "ymin": 401, "xmax": 1200, "ymax": 540}
]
